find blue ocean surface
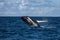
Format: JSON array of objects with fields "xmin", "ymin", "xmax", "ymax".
[{"xmin": 0, "ymin": 17, "xmax": 60, "ymax": 40}]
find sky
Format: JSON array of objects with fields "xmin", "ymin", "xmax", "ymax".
[{"xmin": 0, "ymin": 0, "xmax": 60, "ymax": 16}]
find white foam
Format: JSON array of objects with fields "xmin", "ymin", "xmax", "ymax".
[{"xmin": 41, "ymin": 26, "xmax": 56, "ymax": 29}]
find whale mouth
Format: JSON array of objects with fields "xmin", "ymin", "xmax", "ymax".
[{"xmin": 21, "ymin": 16, "xmax": 40, "ymax": 26}]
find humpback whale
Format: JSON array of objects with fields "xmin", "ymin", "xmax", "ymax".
[{"xmin": 21, "ymin": 16, "xmax": 48, "ymax": 26}]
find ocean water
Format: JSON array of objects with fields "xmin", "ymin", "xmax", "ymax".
[{"xmin": 0, "ymin": 17, "xmax": 60, "ymax": 40}]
